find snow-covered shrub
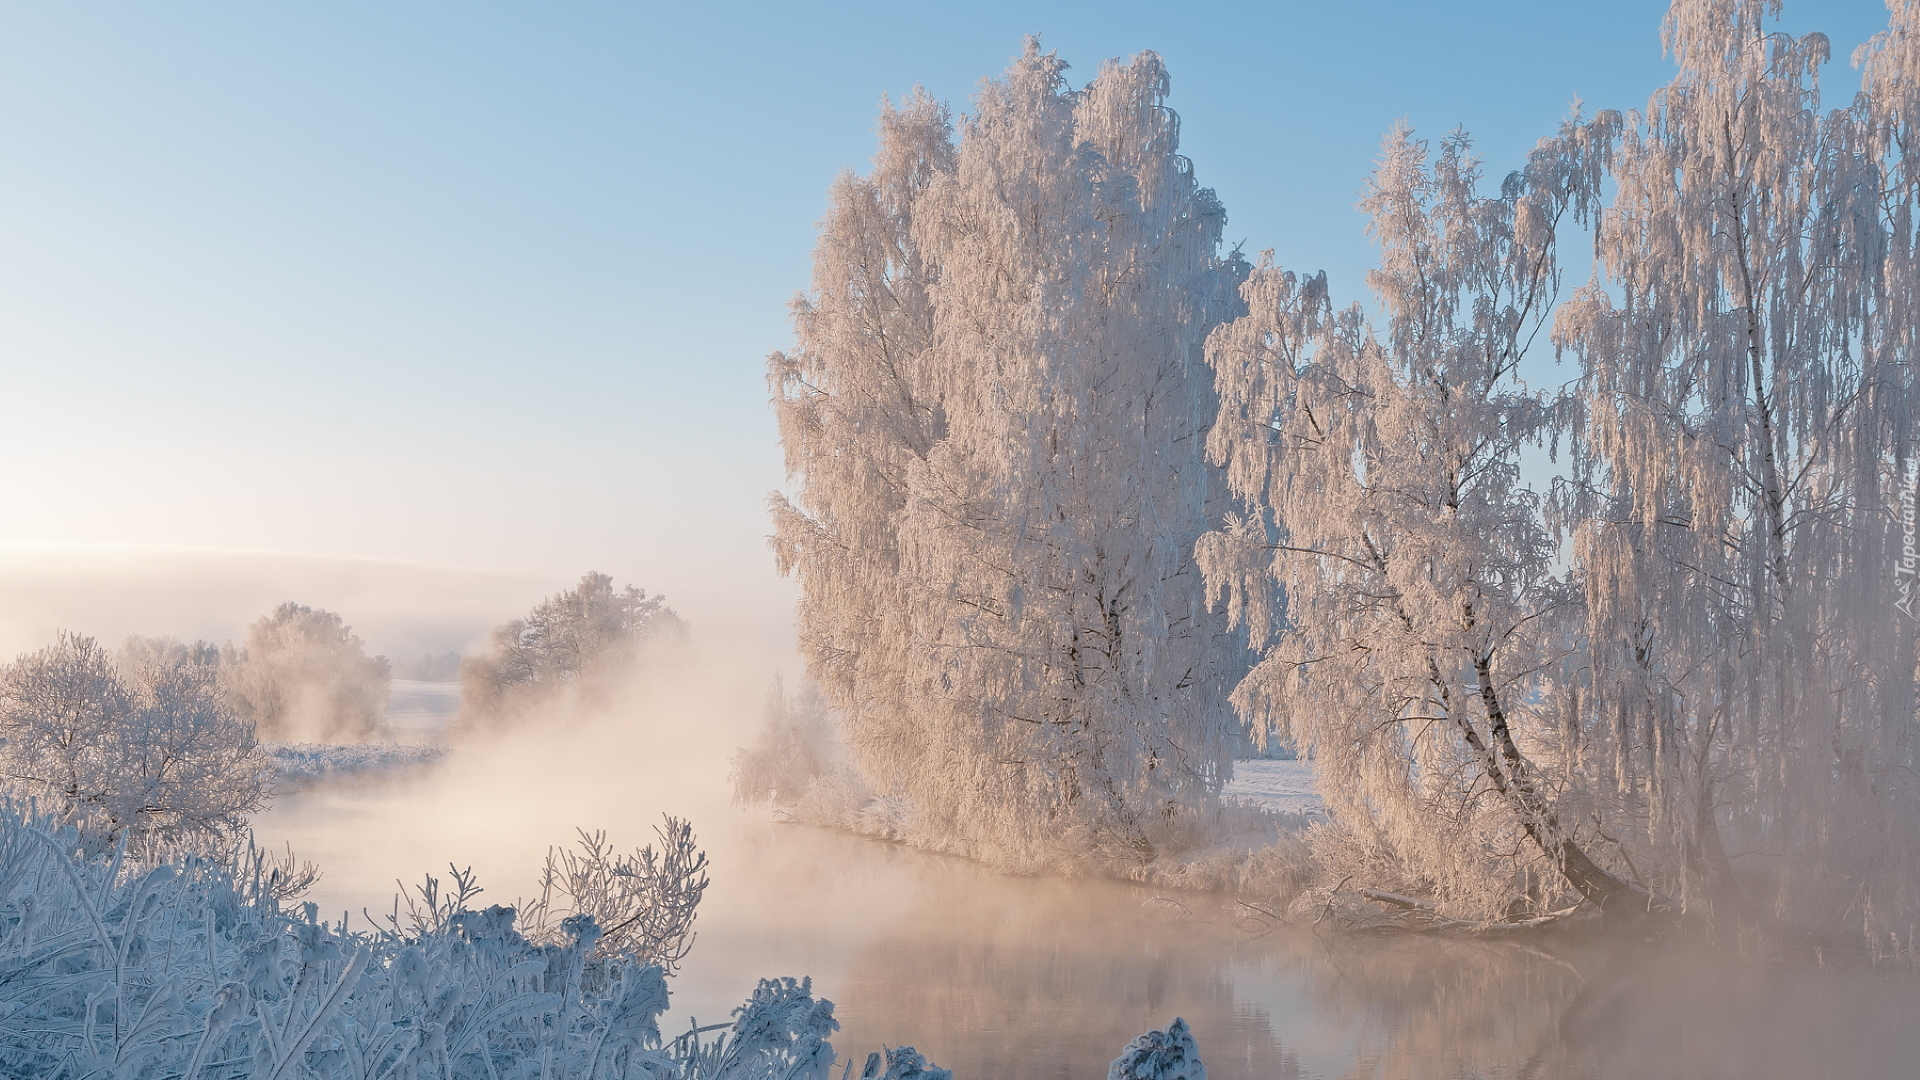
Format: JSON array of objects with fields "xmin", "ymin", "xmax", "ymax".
[
  {"xmin": 672, "ymin": 976, "xmax": 839, "ymax": 1080},
  {"xmin": 454, "ymin": 573, "xmax": 684, "ymax": 736},
  {"xmin": 1108, "ymin": 1017, "xmax": 1205, "ymax": 1080},
  {"xmin": 851, "ymin": 1045, "xmax": 952, "ymax": 1080},
  {"xmin": 519, "ymin": 818, "xmax": 710, "ymax": 973},
  {"xmin": 0, "ymin": 632, "xmax": 270, "ymax": 842},
  {"xmin": 224, "ymin": 603, "xmax": 392, "ymax": 742},
  {"xmin": 0, "ymin": 801, "xmax": 852, "ymax": 1080},
  {"xmin": 733, "ymin": 682, "xmax": 941, "ymax": 847}
]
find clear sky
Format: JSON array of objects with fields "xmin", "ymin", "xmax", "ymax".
[{"xmin": 0, "ymin": 0, "xmax": 1893, "ymax": 653}]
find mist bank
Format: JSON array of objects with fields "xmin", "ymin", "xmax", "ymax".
[
  {"xmin": 0, "ymin": 545, "xmax": 800, "ymax": 674},
  {"xmin": 0, "ymin": 545, "xmax": 540, "ymax": 661},
  {"xmin": 259, "ymin": 767, "xmax": 1920, "ymax": 1080}
]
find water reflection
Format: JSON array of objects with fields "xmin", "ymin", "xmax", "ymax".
[
  {"xmin": 802, "ymin": 834, "xmax": 1309, "ymax": 1079},
  {"xmin": 258, "ymin": 776, "xmax": 1919, "ymax": 1080}
]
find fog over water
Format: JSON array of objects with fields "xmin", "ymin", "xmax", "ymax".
[
  {"xmin": 248, "ymin": 642, "xmax": 1920, "ymax": 1080},
  {"xmin": 11, "ymin": 4, "xmax": 1920, "ymax": 1074},
  {"xmin": 0, "ymin": 548, "xmax": 1909, "ymax": 1076}
]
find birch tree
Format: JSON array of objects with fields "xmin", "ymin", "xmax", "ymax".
[
  {"xmin": 768, "ymin": 90, "xmax": 954, "ymax": 797},
  {"xmin": 1551, "ymin": 0, "xmax": 1920, "ymax": 944},
  {"xmin": 773, "ymin": 44, "xmax": 1246, "ymax": 861},
  {"xmin": 1200, "ymin": 115, "xmax": 1632, "ymax": 918},
  {"xmin": 1204, "ymin": 0, "xmax": 1920, "ymax": 946}
]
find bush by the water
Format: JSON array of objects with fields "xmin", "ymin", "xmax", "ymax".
[
  {"xmin": 0, "ymin": 801, "xmax": 836, "ymax": 1080},
  {"xmin": 0, "ymin": 800, "xmax": 1204, "ymax": 1079}
]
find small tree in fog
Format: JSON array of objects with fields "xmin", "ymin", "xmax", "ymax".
[
  {"xmin": 0, "ymin": 632, "xmax": 269, "ymax": 840},
  {"xmin": 455, "ymin": 572, "xmax": 683, "ymax": 733},
  {"xmin": 731, "ymin": 678, "xmax": 842, "ymax": 806},
  {"xmin": 226, "ymin": 602, "xmax": 391, "ymax": 742}
]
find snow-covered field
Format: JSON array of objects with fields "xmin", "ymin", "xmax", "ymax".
[
  {"xmin": 1222, "ymin": 759, "xmax": 1324, "ymax": 816},
  {"xmin": 266, "ymin": 741, "xmax": 448, "ymax": 788}
]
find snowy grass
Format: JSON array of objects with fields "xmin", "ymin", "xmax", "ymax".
[
  {"xmin": 263, "ymin": 679, "xmax": 462, "ymax": 791},
  {"xmin": 0, "ymin": 803, "xmax": 849, "ymax": 1079},
  {"xmin": 0, "ymin": 801, "xmax": 1201, "ymax": 1078}
]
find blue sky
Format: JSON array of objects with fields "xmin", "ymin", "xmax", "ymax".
[{"xmin": 0, "ymin": 1, "xmax": 1893, "ymax": 646}]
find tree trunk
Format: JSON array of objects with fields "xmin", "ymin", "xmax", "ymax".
[{"xmin": 1470, "ymin": 653, "xmax": 1657, "ymax": 914}]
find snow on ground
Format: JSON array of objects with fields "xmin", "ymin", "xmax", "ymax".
[
  {"xmin": 265, "ymin": 742, "xmax": 447, "ymax": 789},
  {"xmin": 1223, "ymin": 759, "xmax": 1325, "ymax": 816},
  {"xmin": 264, "ymin": 680, "xmax": 461, "ymax": 789}
]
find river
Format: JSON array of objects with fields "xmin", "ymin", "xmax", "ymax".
[{"xmin": 255, "ymin": 749, "xmax": 1920, "ymax": 1080}]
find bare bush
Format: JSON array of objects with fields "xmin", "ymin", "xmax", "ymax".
[
  {"xmin": 520, "ymin": 816, "xmax": 710, "ymax": 972},
  {"xmin": 384, "ymin": 863, "xmax": 488, "ymax": 937}
]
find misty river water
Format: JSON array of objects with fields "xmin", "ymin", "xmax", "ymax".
[{"xmin": 255, "ymin": 764, "xmax": 1920, "ymax": 1080}]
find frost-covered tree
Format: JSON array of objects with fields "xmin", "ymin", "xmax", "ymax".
[
  {"xmin": 731, "ymin": 678, "xmax": 844, "ymax": 807},
  {"xmin": 0, "ymin": 634, "xmax": 129, "ymax": 814},
  {"xmin": 1204, "ymin": 0, "xmax": 1920, "ymax": 946},
  {"xmin": 773, "ymin": 43, "xmax": 1247, "ymax": 862},
  {"xmin": 1547, "ymin": 0, "xmax": 1920, "ymax": 942},
  {"xmin": 226, "ymin": 602, "xmax": 392, "ymax": 742},
  {"xmin": 456, "ymin": 572, "xmax": 683, "ymax": 733},
  {"xmin": 770, "ymin": 87, "xmax": 953, "ymax": 824},
  {"xmin": 0, "ymin": 632, "xmax": 269, "ymax": 840},
  {"xmin": 115, "ymin": 636, "xmax": 273, "ymax": 836},
  {"xmin": 1200, "ymin": 114, "xmax": 1635, "ymax": 918}
]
